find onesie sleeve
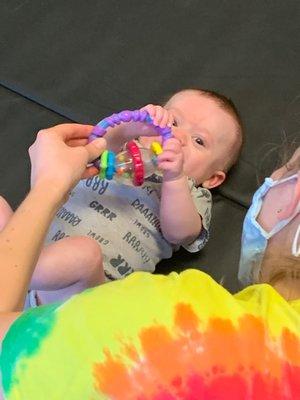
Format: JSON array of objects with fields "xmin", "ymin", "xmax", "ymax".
[{"xmin": 182, "ymin": 183, "xmax": 212, "ymax": 253}]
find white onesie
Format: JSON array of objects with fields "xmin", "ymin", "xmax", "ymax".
[{"xmin": 45, "ymin": 174, "xmax": 212, "ymax": 280}]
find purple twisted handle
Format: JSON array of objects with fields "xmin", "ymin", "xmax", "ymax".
[{"xmin": 89, "ymin": 109, "xmax": 173, "ymax": 144}]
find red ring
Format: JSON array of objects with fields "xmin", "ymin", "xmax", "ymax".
[{"xmin": 126, "ymin": 141, "xmax": 144, "ymax": 186}]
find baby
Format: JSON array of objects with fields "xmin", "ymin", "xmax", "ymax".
[{"xmin": 0, "ymin": 88, "xmax": 243, "ymax": 306}]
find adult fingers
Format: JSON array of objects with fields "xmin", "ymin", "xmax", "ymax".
[
  {"xmin": 46, "ymin": 123, "xmax": 94, "ymax": 141},
  {"xmin": 82, "ymin": 165, "xmax": 100, "ymax": 179},
  {"xmin": 84, "ymin": 138, "xmax": 107, "ymax": 163},
  {"xmin": 67, "ymin": 138, "xmax": 90, "ymax": 147}
]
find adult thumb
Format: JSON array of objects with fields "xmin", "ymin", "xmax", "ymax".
[{"xmin": 85, "ymin": 138, "xmax": 107, "ymax": 162}]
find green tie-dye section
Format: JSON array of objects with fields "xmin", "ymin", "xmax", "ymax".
[{"xmin": 1, "ymin": 301, "xmax": 60, "ymax": 394}]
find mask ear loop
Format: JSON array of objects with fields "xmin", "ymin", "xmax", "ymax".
[
  {"xmin": 292, "ymin": 223, "xmax": 300, "ymax": 257},
  {"xmin": 278, "ymin": 170, "xmax": 300, "ymax": 220}
]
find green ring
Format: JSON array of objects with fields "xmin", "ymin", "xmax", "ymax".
[{"xmin": 99, "ymin": 150, "xmax": 108, "ymax": 179}]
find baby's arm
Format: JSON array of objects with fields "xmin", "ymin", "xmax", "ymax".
[{"xmin": 159, "ymin": 139, "xmax": 202, "ymax": 245}]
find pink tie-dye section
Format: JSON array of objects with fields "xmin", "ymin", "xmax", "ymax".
[{"xmin": 93, "ymin": 303, "xmax": 300, "ymax": 399}]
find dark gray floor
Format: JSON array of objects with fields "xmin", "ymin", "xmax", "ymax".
[
  {"xmin": 1, "ymin": 1, "xmax": 299, "ymax": 292},
  {"xmin": 0, "ymin": 86, "xmax": 70, "ymax": 208}
]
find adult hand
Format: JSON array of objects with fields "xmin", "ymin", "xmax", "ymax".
[{"xmin": 29, "ymin": 123, "xmax": 106, "ymax": 198}]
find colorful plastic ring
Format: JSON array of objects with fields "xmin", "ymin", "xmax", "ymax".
[
  {"xmin": 99, "ymin": 150, "xmax": 108, "ymax": 179},
  {"xmin": 106, "ymin": 151, "xmax": 116, "ymax": 180},
  {"xmin": 89, "ymin": 110, "xmax": 173, "ymax": 143},
  {"xmin": 126, "ymin": 141, "xmax": 144, "ymax": 186},
  {"xmin": 151, "ymin": 141, "xmax": 163, "ymax": 155}
]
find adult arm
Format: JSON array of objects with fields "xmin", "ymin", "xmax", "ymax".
[
  {"xmin": 0, "ymin": 124, "xmax": 106, "ymax": 312},
  {"xmin": 0, "ymin": 183, "xmax": 66, "ymax": 311}
]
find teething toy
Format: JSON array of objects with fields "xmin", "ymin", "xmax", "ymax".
[
  {"xmin": 89, "ymin": 109, "xmax": 173, "ymax": 186},
  {"xmin": 98, "ymin": 140, "xmax": 163, "ymax": 186}
]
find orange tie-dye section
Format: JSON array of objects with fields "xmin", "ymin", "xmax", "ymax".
[{"xmin": 94, "ymin": 303, "xmax": 300, "ymax": 399}]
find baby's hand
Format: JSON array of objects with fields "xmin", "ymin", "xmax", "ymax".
[
  {"xmin": 157, "ymin": 138, "xmax": 184, "ymax": 182},
  {"xmin": 141, "ymin": 104, "xmax": 174, "ymax": 128}
]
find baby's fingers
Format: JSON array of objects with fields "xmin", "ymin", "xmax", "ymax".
[
  {"xmin": 141, "ymin": 104, "xmax": 170, "ymax": 128},
  {"xmin": 82, "ymin": 165, "xmax": 100, "ymax": 179},
  {"xmin": 158, "ymin": 108, "xmax": 171, "ymax": 128},
  {"xmin": 167, "ymin": 112, "xmax": 174, "ymax": 127},
  {"xmin": 151, "ymin": 105, "xmax": 165, "ymax": 126},
  {"xmin": 142, "ymin": 104, "xmax": 156, "ymax": 119}
]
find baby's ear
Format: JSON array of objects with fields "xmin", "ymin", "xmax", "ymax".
[{"xmin": 202, "ymin": 170, "xmax": 226, "ymax": 189}]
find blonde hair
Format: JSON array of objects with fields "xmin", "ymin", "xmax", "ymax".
[
  {"xmin": 257, "ymin": 136, "xmax": 300, "ymax": 184},
  {"xmin": 258, "ymin": 256, "xmax": 300, "ymax": 301}
]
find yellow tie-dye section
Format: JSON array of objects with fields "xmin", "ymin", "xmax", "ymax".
[{"xmin": 2, "ymin": 270, "xmax": 300, "ymax": 399}]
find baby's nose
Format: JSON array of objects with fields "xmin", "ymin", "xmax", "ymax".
[{"xmin": 172, "ymin": 127, "xmax": 188, "ymax": 146}]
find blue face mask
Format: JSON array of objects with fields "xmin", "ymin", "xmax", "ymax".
[{"xmin": 238, "ymin": 173, "xmax": 300, "ymax": 286}]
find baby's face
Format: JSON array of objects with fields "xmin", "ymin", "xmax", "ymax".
[{"xmin": 164, "ymin": 90, "xmax": 238, "ymax": 186}]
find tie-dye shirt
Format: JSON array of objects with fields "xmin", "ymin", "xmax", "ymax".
[{"xmin": 1, "ymin": 270, "xmax": 300, "ymax": 399}]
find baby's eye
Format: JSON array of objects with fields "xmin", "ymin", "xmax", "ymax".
[
  {"xmin": 172, "ymin": 119, "xmax": 178, "ymax": 127},
  {"xmin": 193, "ymin": 136, "xmax": 204, "ymax": 146}
]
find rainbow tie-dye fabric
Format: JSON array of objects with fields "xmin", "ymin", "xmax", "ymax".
[{"xmin": 1, "ymin": 270, "xmax": 300, "ymax": 399}]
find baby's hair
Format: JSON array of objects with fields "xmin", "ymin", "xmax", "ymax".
[{"xmin": 163, "ymin": 88, "xmax": 244, "ymax": 172}]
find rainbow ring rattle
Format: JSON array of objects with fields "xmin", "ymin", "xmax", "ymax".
[{"xmin": 89, "ymin": 110, "xmax": 173, "ymax": 186}]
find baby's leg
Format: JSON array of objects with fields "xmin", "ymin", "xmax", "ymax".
[
  {"xmin": 0, "ymin": 196, "xmax": 105, "ymax": 304},
  {"xmin": 0, "ymin": 196, "xmax": 13, "ymax": 231},
  {"xmin": 30, "ymin": 236, "xmax": 105, "ymax": 305}
]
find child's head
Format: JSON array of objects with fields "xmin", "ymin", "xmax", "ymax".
[
  {"xmin": 258, "ymin": 147, "xmax": 300, "ymax": 300},
  {"xmin": 239, "ymin": 146, "xmax": 300, "ymax": 300},
  {"xmin": 163, "ymin": 88, "xmax": 243, "ymax": 187}
]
